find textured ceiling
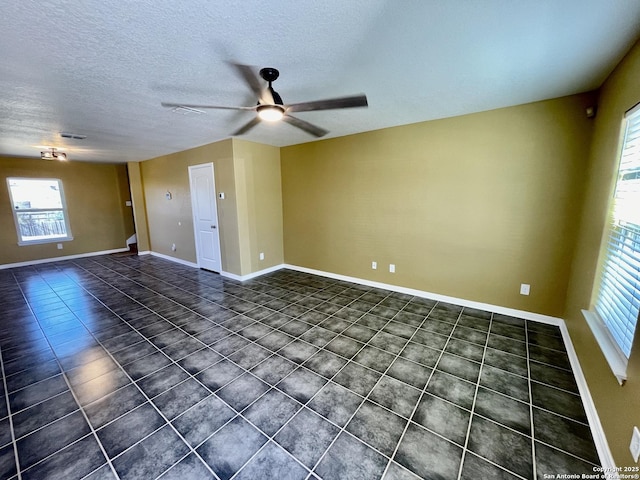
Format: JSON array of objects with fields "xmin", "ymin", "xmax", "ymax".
[{"xmin": 1, "ymin": 1, "xmax": 639, "ymax": 163}]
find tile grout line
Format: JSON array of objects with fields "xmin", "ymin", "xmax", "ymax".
[
  {"xmin": 10, "ymin": 269, "xmax": 121, "ymax": 480},
  {"xmin": 0, "ymin": 344, "xmax": 22, "ymax": 480},
  {"xmin": 526, "ymin": 320, "xmax": 537, "ymax": 480}
]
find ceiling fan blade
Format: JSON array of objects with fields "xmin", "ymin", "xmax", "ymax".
[
  {"xmin": 161, "ymin": 102, "xmax": 255, "ymax": 111},
  {"xmin": 232, "ymin": 117, "xmax": 261, "ymax": 136},
  {"xmin": 285, "ymin": 94, "xmax": 368, "ymax": 113},
  {"xmin": 230, "ymin": 63, "xmax": 263, "ymax": 98},
  {"xmin": 282, "ymin": 115, "xmax": 329, "ymax": 137}
]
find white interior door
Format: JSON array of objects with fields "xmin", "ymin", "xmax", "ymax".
[{"xmin": 189, "ymin": 163, "xmax": 222, "ymax": 272}]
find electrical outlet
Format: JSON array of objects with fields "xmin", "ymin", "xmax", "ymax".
[
  {"xmin": 57, "ymin": 243, "xmax": 63, "ymax": 250},
  {"xmin": 171, "ymin": 243, "xmax": 176, "ymax": 252},
  {"xmin": 520, "ymin": 284, "xmax": 530, "ymax": 295},
  {"xmin": 259, "ymin": 252, "xmax": 265, "ymax": 261},
  {"xmin": 389, "ymin": 264, "xmax": 395, "ymax": 273},
  {"xmin": 371, "ymin": 261, "xmax": 377, "ymax": 270},
  {"xmin": 631, "ymin": 426, "xmax": 640, "ymax": 463}
]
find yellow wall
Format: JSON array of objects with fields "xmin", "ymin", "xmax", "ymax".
[
  {"xmin": 0, "ymin": 157, "xmax": 134, "ymax": 265},
  {"xmin": 138, "ymin": 138, "xmax": 284, "ymax": 277},
  {"xmin": 281, "ymin": 93, "xmax": 596, "ymax": 317},
  {"xmin": 232, "ymin": 139, "xmax": 284, "ymax": 275},
  {"xmin": 139, "ymin": 139, "xmax": 242, "ymax": 272},
  {"xmin": 564, "ymin": 40, "xmax": 640, "ymax": 467}
]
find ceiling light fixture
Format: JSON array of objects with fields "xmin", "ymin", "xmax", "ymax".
[
  {"xmin": 257, "ymin": 105, "xmax": 284, "ymax": 122},
  {"xmin": 41, "ymin": 148, "xmax": 67, "ymax": 161}
]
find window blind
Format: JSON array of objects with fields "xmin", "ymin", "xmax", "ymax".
[{"xmin": 594, "ymin": 104, "xmax": 640, "ymax": 358}]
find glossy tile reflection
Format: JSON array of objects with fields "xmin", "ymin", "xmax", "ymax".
[{"xmin": 0, "ymin": 255, "xmax": 601, "ymax": 479}]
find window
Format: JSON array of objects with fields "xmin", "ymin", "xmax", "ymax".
[
  {"xmin": 7, "ymin": 178, "xmax": 73, "ymax": 245},
  {"xmin": 584, "ymin": 103, "xmax": 640, "ymax": 384}
]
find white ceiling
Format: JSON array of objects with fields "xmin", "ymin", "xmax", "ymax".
[{"xmin": 1, "ymin": 1, "xmax": 639, "ymax": 163}]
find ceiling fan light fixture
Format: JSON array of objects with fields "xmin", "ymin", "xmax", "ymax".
[{"xmin": 257, "ymin": 105, "xmax": 284, "ymax": 122}]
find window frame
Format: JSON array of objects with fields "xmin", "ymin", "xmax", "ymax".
[
  {"xmin": 584, "ymin": 102, "xmax": 640, "ymax": 385},
  {"xmin": 7, "ymin": 177, "xmax": 74, "ymax": 246}
]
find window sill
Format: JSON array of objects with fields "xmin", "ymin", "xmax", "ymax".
[
  {"xmin": 18, "ymin": 236, "xmax": 74, "ymax": 246},
  {"xmin": 582, "ymin": 309, "xmax": 628, "ymax": 385}
]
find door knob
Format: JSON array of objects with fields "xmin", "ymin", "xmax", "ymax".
[{"xmin": 211, "ymin": 225, "xmax": 217, "ymax": 229}]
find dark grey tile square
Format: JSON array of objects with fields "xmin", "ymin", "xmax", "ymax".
[
  {"xmin": 153, "ymin": 378, "xmax": 210, "ymax": 420},
  {"xmin": 196, "ymin": 359, "xmax": 244, "ymax": 392},
  {"xmin": 353, "ymin": 346, "xmax": 395, "ymax": 373},
  {"xmin": 194, "ymin": 325, "xmax": 231, "ymax": 345},
  {"xmin": 149, "ymin": 328, "xmax": 190, "ymax": 349},
  {"xmin": 426, "ymin": 370, "xmax": 476, "ymax": 410},
  {"xmin": 16, "ymin": 410, "xmax": 91, "ymax": 470},
  {"xmin": 9, "ymin": 374, "xmax": 68, "ymax": 412},
  {"xmin": 197, "ymin": 416, "xmax": 267, "ymax": 480},
  {"xmin": 410, "ymin": 329, "xmax": 449, "ymax": 350},
  {"xmin": 383, "ymin": 321, "xmax": 418, "ymax": 339},
  {"xmin": 400, "ymin": 342, "xmax": 441, "ymax": 367},
  {"xmin": 250, "ymin": 355, "xmax": 298, "ymax": 385},
  {"xmin": 299, "ymin": 326, "xmax": 338, "ymax": 348},
  {"xmin": 112, "ymin": 425, "xmax": 190, "ymax": 480},
  {"xmin": 491, "ymin": 322, "xmax": 526, "ymax": 341},
  {"xmin": 393, "ymin": 311, "xmax": 426, "ymax": 327},
  {"xmin": 234, "ymin": 442, "xmax": 308, "ymax": 480},
  {"xmin": 84, "ymin": 382, "xmax": 146, "ymax": 431},
  {"xmin": 529, "ymin": 361, "xmax": 578, "ymax": 393},
  {"xmin": 528, "ymin": 344, "xmax": 572, "ymax": 371},
  {"xmin": 172, "ymin": 395, "xmax": 235, "ymax": 447},
  {"xmin": 178, "ymin": 347, "xmax": 223, "ymax": 374},
  {"xmin": 412, "ymin": 393, "xmax": 470, "ymax": 445},
  {"xmin": 20, "ymin": 434, "xmax": 108, "ymax": 480},
  {"xmin": 314, "ymin": 431, "xmax": 388, "ymax": 480},
  {"xmin": 12, "ymin": 390, "xmax": 78, "ymax": 439},
  {"xmin": 319, "ymin": 317, "xmax": 352, "ymax": 334},
  {"xmin": 228, "ymin": 343, "xmax": 272, "ymax": 369},
  {"xmin": 96, "ymin": 402, "xmax": 165, "ymax": 458},
  {"xmin": 369, "ymin": 375, "xmax": 421, "ymax": 418},
  {"xmin": 467, "ymin": 415, "xmax": 533, "ymax": 479},
  {"xmin": 158, "ymin": 452, "xmax": 216, "ymax": 479},
  {"xmin": 420, "ymin": 319, "xmax": 455, "ymax": 337},
  {"xmin": 530, "ymin": 382, "xmax": 587, "ymax": 423},
  {"xmin": 4, "ymin": 359, "xmax": 61, "ymax": 393},
  {"xmin": 480, "ymin": 364, "xmax": 530, "ymax": 402},
  {"xmin": 394, "ymin": 422, "xmax": 462, "ymax": 480},
  {"xmin": 237, "ymin": 322, "xmax": 274, "ymax": 341},
  {"xmin": 325, "ymin": 335, "xmax": 366, "ymax": 360},
  {"xmin": 162, "ymin": 337, "xmax": 204, "ymax": 360},
  {"xmin": 387, "ymin": 357, "xmax": 432, "ymax": 389},
  {"xmin": 210, "ymin": 334, "xmax": 251, "ymax": 356},
  {"xmin": 460, "ymin": 451, "xmax": 522, "ymax": 480},
  {"xmin": 275, "ymin": 408, "xmax": 340, "ymax": 468},
  {"xmin": 451, "ymin": 325, "xmax": 488, "ymax": 345},
  {"xmin": 487, "ymin": 334, "xmax": 527, "ymax": 357},
  {"xmin": 333, "ymin": 362, "xmax": 381, "ymax": 396},
  {"xmin": 123, "ymin": 351, "xmax": 172, "ymax": 380},
  {"xmin": 276, "ymin": 367, "xmax": 327, "ymax": 403},
  {"xmin": 0, "ymin": 444, "xmax": 16, "ymax": 480},
  {"xmin": 307, "ymin": 381, "xmax": 363, "ymax": 427},
  {"xmin": 346, "ymin": 400, "xmax": 407, "ymax": 456},
  {"xmin": 445, "ymin": 338, "xmax": 485, "ymax": 362},
  {"xmin": 534, "ymin": 441, "xmax": 599, "ymax": 478},
  {"xmin": 243, "ymin": 388, "xmax": 302, "ymax": 436},
  {"xmin": 369, "ymin": 331, "xmax": 409, "ymax": 354},
  {"xmin": 356, "ymin": 314, "xmax": 389, "ymax": 330},
  {"xmin": 484, "ymin": 347, "xmax": 529, "ymax": 377},
  {"xmin": 111, "ymin": 340, "xmax": 158, "ymax": 366},
  {"xmin": 475, "ymin": 387, "xmax": 531, "ymax": 435},
  {"xmin": 436, "ymin": 353, "xmax": 481, "ymax": 383},
  {"xmin": 136, "ymin": 363, "xmax": 189, "ymax": 398},
  {"xmin": 216, "ymin": 373, "xmax": 270, "ymax": 411},
  {"xmin": 278, "ymin": 339, "xmax": 319, "ymax": 364},
  {"xmin": 533, "ymin": 407, "xmax": 599, "ymax": 464},
  {"xmin": 72, "ymin": 368, "xmax": 132, "ymax": 406},
  {"xmin": 303, "ymin": 350, "xmax": 348, "ymax": 378},
  {"xmin": 382, "ymin": 461, "xmax": 423, "ymax": 480},
  {"xmin": 256, "ymin": 330, "xmax": 295, "ymax": 351}
]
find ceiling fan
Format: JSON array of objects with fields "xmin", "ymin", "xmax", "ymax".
[{"xmin": 161, "ymin": 66, "xmax": 368, "ymax": 137}]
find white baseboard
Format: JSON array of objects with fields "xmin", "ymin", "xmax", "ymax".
[
  {"xmin": 284, "ymin": 264, "xmax": 562, "ymax": 325},
  {"xmin": 148, "ymin": 251, "xmax": 198, "ymax": 268},
  {"xmin": 0, "ymin": 248, "xmax": 130, "ymax": 270},
  {"xmin": 221, "ymin": 264, "xmax": 286, "ymax": 281},
  {"xmin": 558, "ymin": 323, "xmax": 616, "ymax": 469}
]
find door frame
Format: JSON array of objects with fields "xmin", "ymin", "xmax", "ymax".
[{"xmin": 188, "ymin": 162, "xmax": 223, "ymax": 272}]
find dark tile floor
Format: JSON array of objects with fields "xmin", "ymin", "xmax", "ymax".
[{"xmin": 0, "ymin": 255, "xmax": 601, "ymax": 480}]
